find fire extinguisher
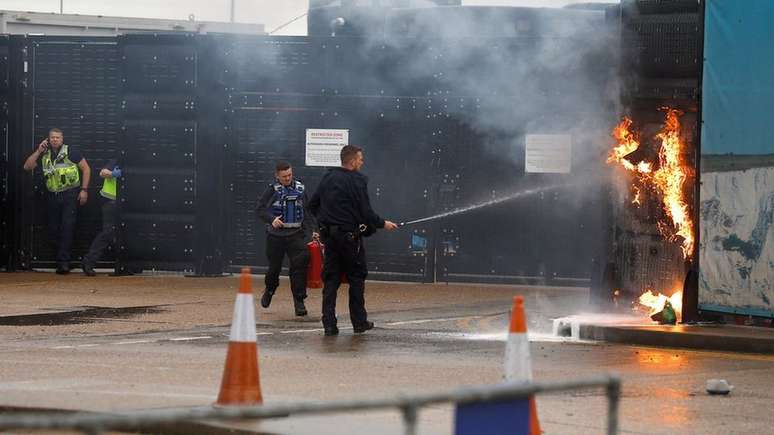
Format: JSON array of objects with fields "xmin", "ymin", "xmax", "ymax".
[{"xmin": 306, "ymin": 240, "xmax": 324, "ymax": 289}]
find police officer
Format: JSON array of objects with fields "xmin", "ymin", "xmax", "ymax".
[
  {"xmin": 82, "ymin": 159, "xmax": 122, "ymax": 276},
  {"xmin": 23, "ymin": 128, "xmax": 91, "ymax": 274},
  {"xmin": 308, "ymin": 145, "xmax": 398, "ymax": 336},
  {"xmin": 256, "ymin": 161, "xmax": 318, "ymax": 316}
]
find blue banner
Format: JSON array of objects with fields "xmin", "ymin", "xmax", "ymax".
[
  {"xmin": 455, "ymin": 398, "xmax": 530, "ymax": 435},
  {"xmin": 700, "ymin": 0, "xmax": 774, "ymax": 317}
]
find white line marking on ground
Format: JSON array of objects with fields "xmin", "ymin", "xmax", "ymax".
[
  {"xmin": 279, "ymin": 328, "xmax": 325, "ymax": 334},
  {"xmin": 385, "ymin": 315, "xmax": 481, "ymax": 326},
  {"xmin": 168, "ymin": 336, "xmax": 211, "ymax": 341},
  {"xmin": 114, "ymin": 340, "xmax": 154, "ymax": 345}
]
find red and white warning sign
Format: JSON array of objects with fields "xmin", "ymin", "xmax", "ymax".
[{"xmin": 305, "ymin": 129, "xmax": 349, "ymax": 167}]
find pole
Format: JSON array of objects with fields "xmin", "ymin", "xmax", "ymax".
[{"xmin": 230, "ymin": 0, "xmax": 235, "ymax": 23}]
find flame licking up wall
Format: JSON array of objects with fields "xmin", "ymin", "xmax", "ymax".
[{"xmin": 607, "ymin": 108, "xmax": 695, "ymax": 321}]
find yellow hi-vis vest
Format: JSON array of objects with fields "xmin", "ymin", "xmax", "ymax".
[
  {"xmin": 100, "ymin": 177, "xmax": 117, "ymax": 200},
  {"xmin": 41, "ymin": 145, "xmax": 80, "ymax": 193}
]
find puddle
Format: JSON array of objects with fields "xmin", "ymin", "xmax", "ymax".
[{"xmin": 0, "ymin": 305, "xmax": 167, "ymax": 326}]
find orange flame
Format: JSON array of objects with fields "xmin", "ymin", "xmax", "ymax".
[
  {"xmin": 632, "ymin": 186, "xmax": 642, "ymax": 206},
  {"xmin": 652, "ymin": 108, "xmax": 694, "ymax": 258},
  {"xmin": 607, "ymin": 117, "xmax": 641, "ymax": 171},
  {"xmin": 637, "ymin": 289, "xmax": 683, "ymax": 322},
  {"xmin": 607, "ymin": 109, "xmax": 694, "ymax": 259}
]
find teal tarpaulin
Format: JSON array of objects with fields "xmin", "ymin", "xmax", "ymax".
[{"xmin": 700, "ymin": 0, "xmax": 774, "ymax": 317}]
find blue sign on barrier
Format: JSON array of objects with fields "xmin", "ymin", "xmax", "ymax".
[{"xmin": 454, "ymin": 398, "xmax": 530, "ymax": 435}]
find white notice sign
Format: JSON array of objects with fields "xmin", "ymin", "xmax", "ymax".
[
  {"xmin": 306, "ymin": 129, "xmax": 349, "ymax": 167},
  {"xmin": 525, "ymin": 134, "xmax": 572, "ymax": 174}
]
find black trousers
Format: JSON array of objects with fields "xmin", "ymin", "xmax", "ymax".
[
  {"xmin": 320, "ymin": 228, "xmax": 368, "ymax": 328},
  {"xmin": 83, "ymin": 200, "xmax": 117, "ymax": 267},
  {"xmin": 265, "ymin": 232, "xmax": 309, "ymax": 300},
  {"xmin": 46, "ymin": 188, "xmax": 79, "ymax": 266}
]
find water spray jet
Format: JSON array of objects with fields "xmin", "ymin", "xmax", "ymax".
[{"xmin": 398, "ymin": 184, "xmax": 569, "ymax": 227}]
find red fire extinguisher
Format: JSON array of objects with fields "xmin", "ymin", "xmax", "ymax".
[{"xmin": 306, "ymin": 240, "xmax": 324, "ymax": 289}]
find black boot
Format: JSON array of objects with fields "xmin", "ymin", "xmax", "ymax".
[
  {"xmin": 294, "ymin": 296, "xmax": 308, "ymax": 317},
  {"xmin": 260, "ymin": 289, "xmax": 275, "ymax": 308},
  {"xmin": 83, "ymin": 262, "xmax": 96, "ymax": 277},
  {"xmin": 324, "ymin": 325, "xmax": 339, "ymax": 336},
  {"xmin": 56, "ymin": 263, "xmax": 70, "ymax": 275},
  {"xmin": 353, "ymin": 321, "xmax": 374, "ymax": 334}
]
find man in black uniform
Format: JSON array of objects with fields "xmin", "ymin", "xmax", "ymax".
[
  {"xmin": 256, "ymin": 161, "xmax": 318, "ymax": 316},
  {"xmin": 308, "ymin": 145, "xmax": 398, "ymax": 336}
]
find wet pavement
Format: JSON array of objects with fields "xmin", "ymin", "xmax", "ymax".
[
  {"xmin": 0, "ymin": 305, "xmax": 168, "ymax": 326},
  {"xmin": 1, "ymin": 272, "xmax": 774, "ymax": 434}
]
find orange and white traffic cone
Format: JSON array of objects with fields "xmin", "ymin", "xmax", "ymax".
[
  {"xmin": 505, "ymin": 296, "xmax": 541, "ymax": 435},
  {"xmin": 216, "ymin": 267, "xmax": 263, "ymax": 406}
]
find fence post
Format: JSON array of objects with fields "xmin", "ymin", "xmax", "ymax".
[
  {"xmin": 606, "ymin": 376, "xmax": 622, "ymax": 435},
  {"xmin": 402, "ymin": 405, "xmax": 418, "ymax": 435}
]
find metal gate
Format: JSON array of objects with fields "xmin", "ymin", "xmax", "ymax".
[{"xmin": 3, "ymin": 26, "xmax": 617, "ymax": 285}]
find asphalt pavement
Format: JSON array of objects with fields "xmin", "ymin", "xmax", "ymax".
[{"xmin": 1, "ymin": 272, "xmax": 773, "ymax": 434}]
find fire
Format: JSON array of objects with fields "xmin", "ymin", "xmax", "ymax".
[
  {"xmin": 637, "ymin": 289, "xmax": 683, "ymax": 321},
  {"xmin": 607, "ymin": 117, "xmax": 641, "ymax": 171},
  {"xmin": 607, "ymin": 108, "xmax": 695, "ymax": 259},
  {"xmin": 652, "ymin": 108, "xmax": 694, "ymax": 258},
  {"xmin": 632, "ymin": 186, "xmax": 642, "ymax": 206}
]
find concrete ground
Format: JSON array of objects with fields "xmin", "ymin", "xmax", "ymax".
[{"xmin": 1, "ymin": 271, "xmax": 773, "ymax": 434}]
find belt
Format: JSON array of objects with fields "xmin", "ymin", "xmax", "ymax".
[{"xmin": 322, "ymin": 224, "xmax": 357, "ymax": 233}]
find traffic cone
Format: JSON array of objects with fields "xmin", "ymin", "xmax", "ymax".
[
  {"xmin": 216, "ymin": 267, "xmax": 263, "ymax": 406},
  {"xmin": 505, "ymin": 296, "xmax": 541, "ymax": 435}
]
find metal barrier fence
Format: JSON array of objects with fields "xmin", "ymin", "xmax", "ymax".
[{"xmin": 0, "ymin": 375, "xmax": 621, "ymax": 435}]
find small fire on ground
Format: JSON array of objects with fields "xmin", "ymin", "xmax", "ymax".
[
  {"xmin": 637, "ymin": 289, "xmax": 683, "ymax": 324},
  {"xmin": 608, "ymin": 108, "xmax": 693, "ymax": 324}
]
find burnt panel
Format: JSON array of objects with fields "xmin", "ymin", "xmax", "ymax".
[
  {"xmin": 628, "ymin": 77, "xmax": 698, "ymax": 102},
  {"xmin": 617, "ymin": 232, "xmax": 687, "ymax": 295}
]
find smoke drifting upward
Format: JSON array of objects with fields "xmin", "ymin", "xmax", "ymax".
[{"xmin": 328, "ymin": 2, "xmax": 621, "ymax": 202}]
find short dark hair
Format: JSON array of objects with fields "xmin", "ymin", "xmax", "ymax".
[
  {"xmin": 275, "ymin": 160, "xmax": 291, "ymax": 172},
  {"xmin": 341, "ymin": 145, "xmax": 362, "ymax": 165},
  {"xmin": 48, "ymin": 128, "xmax": 63, "ymax": 136}
]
